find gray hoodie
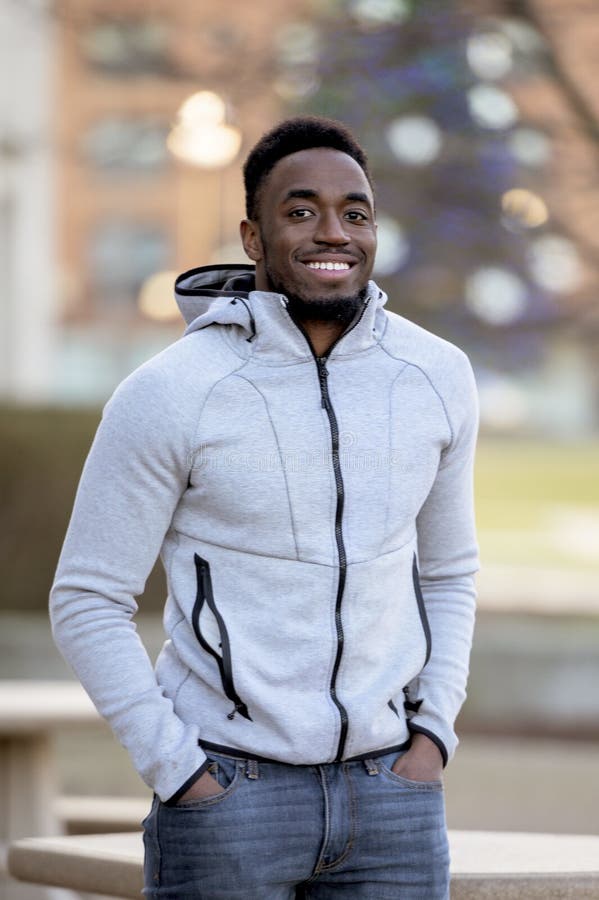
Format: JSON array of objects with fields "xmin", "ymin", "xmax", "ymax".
[{"xmin": 50, "ymin": 265, "xmax": 479, "ymax": 803}]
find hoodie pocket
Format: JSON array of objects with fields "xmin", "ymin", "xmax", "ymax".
[
  {"xmin": 192, "ymin": 554, "xmax": 252, "ymax": 721},
  {"xmin": 412, "ymin": 553, "xmax": 431, "ymax": 667}
]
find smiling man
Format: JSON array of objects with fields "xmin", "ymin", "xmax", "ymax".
[
  {"xmin": 51, "ymin": 117, "xmax": 479, "ymax": 899},
  {"xmin": 241, "ymin": 144, "xmax": 377, "ymax": 357}
]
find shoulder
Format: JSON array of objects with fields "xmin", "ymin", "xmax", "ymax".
[
  {"xmin": 114, "ymin": 328, "xmax": 242, "ymax": 399},
  {"xmin": 380, "ymin": 310, "xmax": 477, "ymax": 430},
  {"xmin": 103, "ymin": 328, "xmax": 245, "ymax": 434},
  {"xmin": 381, "ymin": 310, "xmax": 475, "ymax": 388}
]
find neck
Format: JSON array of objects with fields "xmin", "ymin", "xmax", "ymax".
[
  {"xmin": 283, "ymin": 291, "xmax": 367, "ymax": 358},
  {"xmin": 297, "ymin": 318, "xmax": 347, "ymax": 358},
  {"xmin": 253, "ymin": 267, "xmax": 367, "ymax": 357}
]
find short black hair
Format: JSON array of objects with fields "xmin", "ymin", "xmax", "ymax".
[{"xmin": 243, "ymin": 115, "xmax": 372, "ymax": 220}]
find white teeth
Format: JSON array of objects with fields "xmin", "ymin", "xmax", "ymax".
[{"xmin": 306, "ymin": 261, "xmax": 350, "ymax": 271}]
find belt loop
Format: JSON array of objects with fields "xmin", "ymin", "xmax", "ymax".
[
  {"xmin": 245, "ymin": 758, "xmax": 260, "ymax": 780},
  {"xmin": 363, "ymin": 758, "xmax": 379, "ymax": 776}
]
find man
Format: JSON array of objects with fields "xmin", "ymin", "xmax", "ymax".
[{"xmin": 51, "ymin": 116, "xmax": 479, "ymax": 899}]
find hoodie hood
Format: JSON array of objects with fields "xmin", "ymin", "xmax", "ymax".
[
  {"xmin": 175, "ymin": 264, "xmax": 258, "ymax": 337},
  {"xmin": 174, "ymin": 263, "xmax": 389, "ymax": 362}
]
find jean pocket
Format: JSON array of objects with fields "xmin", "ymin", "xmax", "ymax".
[
  {"xmin": 171, "ymin": 756, "xmax": 243, "ymax": 810},
  {"xmin": 378, "ymin": 756, "xmax": 443, "ymax": 792}
]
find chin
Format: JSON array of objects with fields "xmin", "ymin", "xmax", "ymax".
[{"xmin": 286, "ymin": 290, "xmax": 367, "ymax": 324}]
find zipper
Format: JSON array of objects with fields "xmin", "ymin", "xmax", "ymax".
[
  {"xmin": 192, "ymin": 554, "xmax": 252, "ymax": 721},
  {"xmin": 388, "ymin": 697, "xmax": 400, "ymax": 718},
  {"xmin": 317, "ymin": 355, "xmax": 349, "ymax": 759},
  {"xmin": 412, "ymin": 553, "xmax": 432, "ymax": 667},
  {"xmin": 290, "ymin": 300, "xmax": 369, "ymax": 761}
]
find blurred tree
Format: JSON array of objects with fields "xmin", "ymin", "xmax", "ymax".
[
  {"xmin": 8, "ymin": 0, "xmax": 599, "ymax": 426},
  {"xmin": 276, "ymin": 0, "xmax": 599, "ymax": 389}
]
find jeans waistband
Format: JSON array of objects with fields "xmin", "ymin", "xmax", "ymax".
[{"xmin": 199, "ymin": 739, "xmax": 411, "ymax": 774}]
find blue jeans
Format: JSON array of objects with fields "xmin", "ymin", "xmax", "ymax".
[{"xmin": 142, "ymin": 750, "xmax": 449, "ymax": 899}]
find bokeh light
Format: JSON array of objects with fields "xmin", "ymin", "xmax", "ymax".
[
  {"xmin": 465, "ymin": 266, "xmax": 528, "ymax": 325},
  {"xmin": 501, "ymin": 188, "xmax": 549, "ymax": 230},
  {"xmin": 467, "ymin": 30, "xmax": 513, "ymax": 80},
  {"xmin": 499, "ymin": 17, "xmax": 546, "ymax": 56},
  {"xmin": 528, "ymin": 235, "xmax": 583, "ymax": 293},
  {"xmin": 467, "ymin": 83, "xmax": 519, "ymax": 130},
  {"xmin": 275, "ymin": 22, "xmax": 321, "ymax": 66},
  {"xmin": 348, "ymin": 0, "xmax": 410, "ymax": 27},
  {"xmin": 178, "ymin": 91, "xmax": 226, "ymax": 128},
  {"xmin": 167, "ymin": 90, "xmax": 241, "ymax": 169},
  {"xmin": 508, "ymin": 128, "xmax": 552, "ymax": 167},
  {"xmin": 138, "ymin": 271, "xmax": 180, "ymax": 321},
  {"xmin": 274, "ymin": 22, "xmax": 321, "ymax": 102},
  {"xmin": 273, "ymin": 71, "xmax": 321, "ymax": 102},
  {"xmin": 373, "ymin": 213, "xmax": 409, "ymax": 276},
  {"xmin": 386, "ymin": 115, "xmax": 442, "ymax": 166}
]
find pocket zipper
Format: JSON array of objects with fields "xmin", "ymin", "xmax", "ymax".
[
  {"xmin": 192, "ymin": 554, "xmax": 252, "ymax": 721},
  {"xmin": 412, "ymin": 553, "xmax": 432, "ymax": 666}
]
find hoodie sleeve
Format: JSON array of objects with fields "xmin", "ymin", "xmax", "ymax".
[
  {"xmin": 49, "ymin": 362, "xmax": 209, "ymax": 802},
  {"xmin": 405, "ymin": 349, "xmax": 479, "ymax": 766}
]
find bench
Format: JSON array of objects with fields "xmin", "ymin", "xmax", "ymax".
[
  {"xmin": 7, "ymin": 830, "xmax": 599, "ymax": 898},
  {"xmin": 55, "ymin": 796, "xmax": 150, "ymax": 835}
]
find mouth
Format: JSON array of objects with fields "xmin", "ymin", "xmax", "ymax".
[{"xmin": 299, "ymin": 256, "xmax": 358, "ymax": 279}]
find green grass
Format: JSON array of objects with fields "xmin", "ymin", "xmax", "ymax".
[{"xmin": 475, "ymin": 438, "xmax": 599, "ymax": 571}]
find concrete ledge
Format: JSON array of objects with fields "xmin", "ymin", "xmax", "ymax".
[
  {"xmin": 8, "ymin": 832, "xmax": 142, "ymax": 898},
  {"xmin": 55, "ymin": 795, "xmax": 149, "ymax": 834},
  {"xmin": 454, "ymin": 874, "xmax": 599, "ymax": 899},
  {"xmin": 8, "ymin": 832, "xmax": 143, "ymax": 900},
  {"xmin": 8, "ymin": 830, "xmax": 599, "ymax": 898}
]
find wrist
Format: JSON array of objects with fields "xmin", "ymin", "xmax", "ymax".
[
  {"xmin": 409, "ymin": 732, "xmax": 444, "ymax": 765},
  {"xmin": 392, "ymin": 732, "xmax": 444, "ymax": 781},
  {"xmin": 408, "ymin": 724, "xmax": 449, "ymax": 767}
]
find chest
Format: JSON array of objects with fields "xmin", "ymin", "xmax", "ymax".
[{"xmin": 182, "ymin": 356, "xmax": 450, "ymax": 562}]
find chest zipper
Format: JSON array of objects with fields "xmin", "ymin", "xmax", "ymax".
[
  {"xmin": 292, "ymin": 300, "xmax": 369, "ymax": 761},
  {"xmin": 316, "ymin": 356, "xmax": 349, "ymax": 760}
]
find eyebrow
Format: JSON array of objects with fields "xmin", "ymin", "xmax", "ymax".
[{"xmin": 282, "ymin": 189, "xmax": 372, "ymax": 205}]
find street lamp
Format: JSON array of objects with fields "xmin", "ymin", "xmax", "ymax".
[
  {"xmin": 166, "ymin": 90, "xmax": 242, "ymax": 259},
  {"xmin": 167, "ymin": 91, "xmax": 242, "ymax": 169}
]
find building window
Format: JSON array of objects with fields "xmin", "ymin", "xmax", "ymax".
[
  {"xmin": 88, "ymin": 222, "xmax": 171, "ymax": 312},
  {"xmin": 80, "ymin": 19, "xmax": 174, "ymax": 77},
  {"xmin": 81, "ymin": 118, "xmax": 170, "ymax": 175}
]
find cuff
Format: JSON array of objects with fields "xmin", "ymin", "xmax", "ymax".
[
  {"xmin": 164, "ymin": 758, "xmax": 211, "ymax": 807},
  {"xmin": 407, "ymin": 722, "xmax": 449, "ymax": 768}
]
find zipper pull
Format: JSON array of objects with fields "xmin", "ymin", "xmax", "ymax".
[
  {"xmin": 317, "ymin": 358, "xmax": 329, "ymax": 409},
  {"xmin": 227, "ymin": 701, "xmax": 251, "ymax": 721}
]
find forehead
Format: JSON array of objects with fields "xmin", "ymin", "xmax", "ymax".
[{"xmin": 261, "ymin": 147, "xmax": 374, "ymax": 206}]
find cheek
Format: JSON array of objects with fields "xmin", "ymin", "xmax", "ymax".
[
  {"xmin": 365, "ymin": 231, "xmax": 378, "ymax": 252},
  {"xmin": 365, "ymin": 240, "xmax": 377, "ymax": 266}
]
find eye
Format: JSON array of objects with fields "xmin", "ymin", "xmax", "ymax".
[
  {"xmin": 289, "ymin": 208, "xmax": 314, "ymax": 219},
  {"xmin": 345, "ymin": 209, "xmax": 369, "ymax": 222}
]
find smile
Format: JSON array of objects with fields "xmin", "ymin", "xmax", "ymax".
[{"xmin": 305, "ymin": 261, "xmax": 351, "ymax": 271}]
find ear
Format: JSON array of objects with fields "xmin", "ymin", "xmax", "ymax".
[{"xmin": 240, "ymin": 219, "xmax": 263, "ymax": 263}]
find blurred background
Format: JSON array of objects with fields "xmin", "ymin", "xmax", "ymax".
[{"xmin": 1, "ymin": 0, "xmax": 598, "ymax": 875}]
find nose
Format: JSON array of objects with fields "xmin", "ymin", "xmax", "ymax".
[{"xmin": 314, "ymin": 210, "xmax": 350, "ymax": 245}]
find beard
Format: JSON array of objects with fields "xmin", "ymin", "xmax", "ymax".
[
  {"xmin": 264, "ymin": 261, "xmax": 368, "ymax": 327},
  {"xmin": 284, "ymin": 289, "xmax": 367, "ymax": 325}
]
